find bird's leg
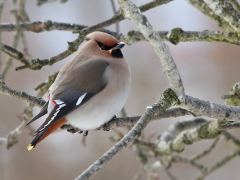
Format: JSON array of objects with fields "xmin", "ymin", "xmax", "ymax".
[
  {"xmin": 102, "ymin": 124, "xmax": 110, "ymax": 131},
  {"xmin": 79, "ymin": 131, "xmax": 88, "ymax": 136},
  {"xmin": 83, "ymin": 131, "xmax": 88, "ymax": 136}
]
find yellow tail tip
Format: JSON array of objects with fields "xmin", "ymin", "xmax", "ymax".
[{"xmin": 27, "ymin": 145, "xmax": 34, "ymax": 151}]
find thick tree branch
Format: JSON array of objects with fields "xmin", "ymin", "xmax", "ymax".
[
  {"xmin": 159, "ymin": 118, "xmax": 207, "ymax": 143},
  {"xmin": 204, "ymin": 0, "xmax": 240, "ymax": 34},
  {"xmin": 181, "ymin": 95, "xmax": 240, "ymax": 121},
  {"xmin": 118, "ymin": 0, "xmax": 184, "ymax": 97},
  {"xmin": 186, "ymin": 0, "xmax": 234, "ymax": 31},
  {"xmin": 157, "ymin": 119, "xmax": 223, "ymax": 153},
  {"xmin": 122, "ymin": 29, "xmax": 240, "ymax": 45},
  {"xmin": 230, "ymin": 0, "xmax": 240, "ymax": 12}
]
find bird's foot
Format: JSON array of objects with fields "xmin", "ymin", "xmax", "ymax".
[
  {"xmin": 102, "ymin": 123, "xmax": 110, "ymax": 131},
  {"xmin": 84, "ymin": 131, "xmax": 88, "ymax": 136},
  {"xmin": 79, "ymin": 131, "xmax": 88, "ymax": 136},
  {"xmin": 102, "ymin": 115, "xmax": 116, "ymax": 131},
  {"xmin": 111, "ymin": 115, "xmax": 117, "ymax": 120}
]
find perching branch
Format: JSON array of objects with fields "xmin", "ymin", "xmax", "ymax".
[{"xmin": 61, "ymin": 108, "xmax": 192, "ymax": 133}]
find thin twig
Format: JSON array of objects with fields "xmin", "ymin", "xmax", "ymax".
[
  {"xmin": 196, "ymin": 151, "xmax": 239, "ymax": 180},
  {"xmin": 131, "ymin": 170, "xmax": 144, "ymax": 180},
  {"xmin": 12, "ymin": 0, "xmax": 173, "ymax": 70},
  {"xmin": 171, "ymin": 153, "xmax": 207, "ymax": 172},
  {"xmin": 37, "ymin": 0, "xmax": 68, "ymax": 6},
  {"xmin": 192, "ymin": 137, "xmax": 220, "ymax": 160},
  {"xmin": 110, "ymin": 0, "xmax": 119, "ymax": 33},
  {"xmin": 0, "ymin": 137, "xmax": 6, "ymax": 145},
  {"xmin": 222, "ymin": 82, "xmax": 240, "ymax": 106},
  {"xmin": 0, "ymin": 0, "xmax": 6, "ymax": 70},
  {"xmin": 2, "ymin": 32, "xmax": 23, "ymax": 79},
  {"xmin": 221, "ymin": 131, "xmax": 240, "ymax": 149},
  {"xmin": 220, "ymin": 121, "xmax": 240, "ymax": 129},
  {"xmin": 0, "ymin": 74, "xmax": 45, "ymax": 107}
]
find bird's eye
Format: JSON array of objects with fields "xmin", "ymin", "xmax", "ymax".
[
  {"xmin": 97, "ymin": 42, "xmax": 113, "ymax": 51},
  {"xmin": 97, "ymin": 42, "xmax": 107, "ymax": 50}
]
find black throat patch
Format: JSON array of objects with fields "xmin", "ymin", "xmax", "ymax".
[{"xmin": 111, "ymin": 49, "xmax": 123, "ymax": 58}]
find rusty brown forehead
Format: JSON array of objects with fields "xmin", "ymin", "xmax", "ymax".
[{"xmin": 86, "ymin": 31, "xmax": 119, "ymax": 47}]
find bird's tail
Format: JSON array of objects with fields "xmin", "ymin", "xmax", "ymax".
[{"xmin": 27, "ymin": 118, "xmax": 67, "ymax": 151}]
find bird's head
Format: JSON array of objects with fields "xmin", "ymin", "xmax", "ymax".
[{"xmin": 85, "ymin": 31, "xmax": 125, "ymax": 58}]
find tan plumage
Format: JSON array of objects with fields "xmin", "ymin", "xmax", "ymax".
[{"xmin": 27, "ymin": 31, "xmax": 131, "ymax": 150}]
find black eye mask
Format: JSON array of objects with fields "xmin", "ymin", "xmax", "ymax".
[
  {"xmin": 97, "ymin": 41, "xmax": 123, "ymax": 58},
  {"xmin": 97, "ymin": 42, "xmax": 118, "ymax": 50}
]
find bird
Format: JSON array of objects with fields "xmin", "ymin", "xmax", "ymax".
[{"xmin": 27, "ymin": 31, "xmax": 131, "ymax": 151}]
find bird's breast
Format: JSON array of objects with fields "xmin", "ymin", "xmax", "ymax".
[{"xmin": 66, "ymin": 61, "xmax": 131, "ymax": 130}]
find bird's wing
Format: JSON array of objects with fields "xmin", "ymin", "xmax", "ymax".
[{"xmin": 33, "ymin": 59, "xmax": 109, "ymax": 135}]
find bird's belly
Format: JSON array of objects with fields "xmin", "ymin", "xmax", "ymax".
[{"xmin": 66, "ymin": 83, "xmax": 129, "ymax": 130}]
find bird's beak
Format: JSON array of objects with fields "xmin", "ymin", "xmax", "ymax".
[{"xmin": 112, "ymin": 42, "xmax": 125, "ymax": 50}]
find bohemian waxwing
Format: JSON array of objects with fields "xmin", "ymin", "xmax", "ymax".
[{"xmin": 27, "ymin": 31, "xmax": 131, "ymax": 150}]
